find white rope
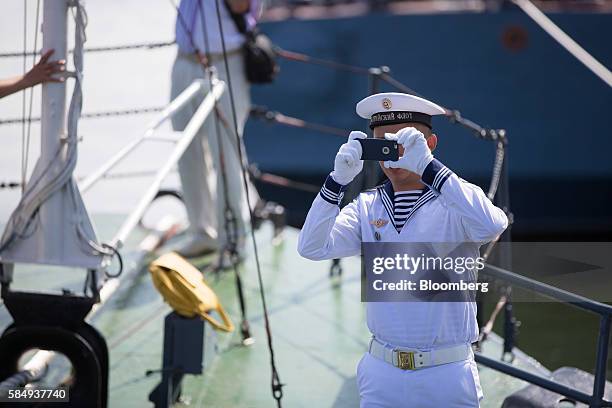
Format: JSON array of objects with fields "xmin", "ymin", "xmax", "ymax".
[{"xmin": 512, "ymin": 0, "xmax": 612, "ymax": 87}]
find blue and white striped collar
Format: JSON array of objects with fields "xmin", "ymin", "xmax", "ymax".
[{"xmin": 377, "ymin": 181, "xmax": 437, "ymax": 232}]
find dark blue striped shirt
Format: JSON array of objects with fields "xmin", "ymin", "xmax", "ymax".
[{"xmin": 393, "ymin": 190, "xmax": 424, "ymax": 231}]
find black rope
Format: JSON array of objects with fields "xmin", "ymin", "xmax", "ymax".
[
  {"xmin": 101, "ymin": 243, "xmax": 124, "ymax": 278},
  {"xmin": 213, "ymin": 0, "xmax": 283, "ymax": 404}
]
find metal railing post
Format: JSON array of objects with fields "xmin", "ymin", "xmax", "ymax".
[
  {"xmin": 342, "ymin": 66, "xmax": 386, "ymax": 205},
  {"xmin": 363, "ymin": 66, "xmax": 388, "ymax": 188},
  {"xmin": 110, "ymin": 80, "xmax": 225, "ymax": 249},
  {"xmin": 495, "ymin": 137, "xmax": 517, "ymax": 358},
  {"xmin": 79, "ymin": 80, "xmax": 205, "ymax": 193},
  {"xmin": 363, "ymin": 67, "xmax": 383, "ymax": 188},
  {"xmin": 591, "ymin": 314, "xmax": 611, "ymax": 407}
]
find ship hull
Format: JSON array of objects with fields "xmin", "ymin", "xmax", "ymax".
[{"xmin": 246, "ymin": 9, "xmax": 612, "ymax": 237}]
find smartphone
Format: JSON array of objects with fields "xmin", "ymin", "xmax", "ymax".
[{"xmin": 357, "ymin": 138, "xmax": 399, "ymax": 161}]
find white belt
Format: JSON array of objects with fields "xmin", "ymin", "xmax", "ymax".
[{"xmin": 368, "ymin": 337, "xmax": 472, "ymax": 370}]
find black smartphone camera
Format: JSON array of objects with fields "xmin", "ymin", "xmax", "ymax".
[{"xmin": 357, "ymin": 138, "xmax": 399, "ymax": 161}]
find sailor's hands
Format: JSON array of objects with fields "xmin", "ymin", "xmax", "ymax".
[
  {"xmin": 331, "ymin": 131, "xmax": 366, "ymax": 185},
  {"xmin": 383, "ymin": 127, "xmax": 433, "ymax": 176}
]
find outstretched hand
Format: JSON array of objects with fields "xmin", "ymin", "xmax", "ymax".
[{"xmin": 22, "ymin": 49, "xmax": 66, "ymax": 88}]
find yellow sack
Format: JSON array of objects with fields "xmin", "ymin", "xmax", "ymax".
[{"xmin": 149, "ymin": 252, "xmax": 234, "ymax": 332}]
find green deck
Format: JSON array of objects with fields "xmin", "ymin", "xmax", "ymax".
[{"xmin": 0, "ymin": 217, "xmax": 549, "ymax": 407}]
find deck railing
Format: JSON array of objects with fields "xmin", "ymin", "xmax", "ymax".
[
  {"xmin": 478, "ymin": 263, "xmax": 612, "ymax": 408},
  {"xmin": 79, "ymin": 78, "xmax": 225, "ymax": 249}
]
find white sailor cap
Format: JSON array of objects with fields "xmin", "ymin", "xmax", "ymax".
[{"xmin": 356, "ymin": 92, "xmax": 446, "ymax": 129}]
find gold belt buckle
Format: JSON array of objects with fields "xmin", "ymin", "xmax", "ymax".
[{"xmin": 397, "ymin": 350, "xmax": 416, "ymax": 370}]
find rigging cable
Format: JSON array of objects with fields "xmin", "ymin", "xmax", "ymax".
[
  {"xmin": 20, "ymin": 1, "xmax": 27, "ymax": 193},
  {"xmin": 24, "ymin": 0, "xmax": 42, "ymax": 190},
  {"xmin": 212, "ymin": 0, "xmax": 284, "ymax": 404},
  {"xmin": 274, "ymin": 46, "xmax": 370, "ymax": 75},
  {"xmin": 196, "ymin": 0, "xmax": 253, "ymax": 343},
  {"xmin": 276, "ymin": 48, "xmax": 506, "ymax": 143},
  {"xmin": 171, "ymin": 0, "xmax": 253, "ymax": 343},
  {"xmin": 250, "ymin": 105, "xmax": 349, "ymax": 137},
  {"xmin": 512, "ymin": 0, "xmax": 612, "ymax": 87}
]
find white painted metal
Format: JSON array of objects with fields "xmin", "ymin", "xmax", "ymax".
[
  {"xmin": 5, "ymin": 215, "xmax": 180, "ymax": 389},
  {"xmin": 0, "ymin": 0, "xmax": 104, "ymax": 269},
  {"xmin": 79, "ymin": 80, "xmax": 206, "ymax": 193},
  {"xmin": 513, "ymin": 0, "xmax": 612, "ymax": 87},
  {"xmin": 111, "ymin": 79, "xmax": 226, "ymax": 248}
]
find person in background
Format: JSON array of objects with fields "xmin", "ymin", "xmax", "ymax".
[
  {"xmin": 171, "ymin": 0, "xmax": 261, "ymax": 265},
  {"xmin": 0, "ymin": 49, "xmax": 65, "ymax": 99}
]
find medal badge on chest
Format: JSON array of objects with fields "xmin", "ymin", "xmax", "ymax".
[
  {"xmin": 370, "ymin": 219, "xmax": 388, "ymax": 241},
  {"xmin": 370, "ymin": 218, "xmax": 388, "ymax": 228}
]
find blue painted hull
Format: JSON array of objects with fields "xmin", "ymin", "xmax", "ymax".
[{"xmin": 245, "ymin": 9, "xmax": 612, "ymax": 236}]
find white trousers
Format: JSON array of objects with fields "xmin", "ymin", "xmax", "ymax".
[
  {"xmin": 170, "ymin": 51, "xmax": 258, "ymax": 248},
  {"xmin": 357, "ymin": 352, "xmax": 483, "ymax": 407}
]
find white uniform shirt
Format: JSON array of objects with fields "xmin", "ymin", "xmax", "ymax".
[{"xmin": 298, "ymin": 159, "xmax": 508, "ymax": 350}]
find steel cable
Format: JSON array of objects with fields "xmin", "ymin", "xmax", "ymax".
[
  {"xmin": 23, "ymin": 0, "xmax": 42, "ymax": 189},
  {"xmin": 20, "ymin": 1, "xmax": 28, "ymax": 192},
  {"xmin": 195, "ymin": 0, "xmax": 253, "ymax": 343},
  {"xmin": 212, "ymin": 0, "xmax": 283, "ymax": 404}
]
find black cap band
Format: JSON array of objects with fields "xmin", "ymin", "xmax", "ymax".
[{"xmin": 369, "ymin": 111, "xmax": 432, "ymax": 129}]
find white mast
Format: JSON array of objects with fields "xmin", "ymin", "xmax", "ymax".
[
  {"xmin": 0, "ymin": 0, "xmax": 104, "ymax": 270},
  {"xmin": 39, "ymin": 0, "xmax": 71, "ymax": 263}
]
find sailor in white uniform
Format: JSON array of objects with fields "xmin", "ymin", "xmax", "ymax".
[{"xmin": 298, "ymin": 92, "xmax": 508, "ymax": 407}]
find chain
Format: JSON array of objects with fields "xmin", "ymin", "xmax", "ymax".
[
  {"xmin": 0, "ymin": 40, "xmax": 175, "ymax": 59},
  {"xmin": 487, "ymin": 141, "xmax": 505, "ymax": 201},
  {"xmin": 0, "ymin": 181, "xmax": 22, "ymax": 190},
  {"xmin": 0, "ymin": 106, "xmax": 165, "ymax": 126}
]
